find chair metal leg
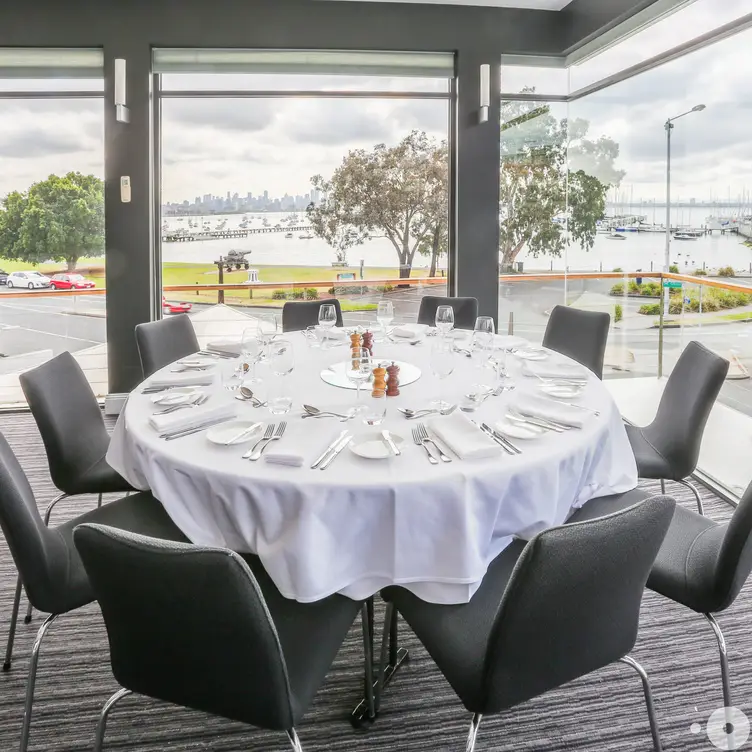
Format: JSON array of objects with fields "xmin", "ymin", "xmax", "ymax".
[
  {"xmin": 465, "ymin": 713, "xmax": 483, "ymax": 752},
  {"xmin": 19, "ymin": 613, "xmax": 58, "ymax": 752},
  {"xmin": 360, "ymin": 603, "xmax": 376, "ymax": 721},
  {"xmin": 94, "ymin": 688, "xmax": 132, "ymax": 752},
  {"xmin": 705, "ymin": 613, "xmax": 733, "ymax": 708},
  {"xmin": 286, "ymin": 729, "xmax": 304, "ymax": 751},
  {"xmin": 4, "ymin": 576, "xmax": 23, "ymax": 671},
  {"xmin": 620, "ymin": 655, "xmax": 663, "ymax": 751},
  {"xmin": 675, "ymin": 479, "xmax": 705, "ymax": 516}
]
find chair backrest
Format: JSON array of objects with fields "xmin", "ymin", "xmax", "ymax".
[
  {"xmin": 19, "ymin": 350, "xmax": 111, "ymax": 495},
  {"xmin": 73, "ymin": 524, "xmax": 297, "ymax": 731},
  {"xmin": 282, "ymin": 299, "xmax": 344, "ymax": 332},
  {"xmin": 0, "ymin": 432, "xmax": 72, "ymax": 614},
  {"xmin": 542, "ymin": 305, "xmax": 610, "ymax": 378},
  {"xmin": 135, "ymin": 315, "xmax": 200, "ymax": 378},
  {"xmin": 644, "ymin": 341, "xmax": 728, "ymax": 479},
  {"xmin": 417, "ymin": 296, "xmax": 479, "ymax": 330},
  {"xmin": 481, "ymin": 495, "xmax": 674, "ymax": 714}
]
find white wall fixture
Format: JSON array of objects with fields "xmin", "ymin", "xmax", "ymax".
[
  {"xmin": 479, "ymin": 63, "xmax": 490, "ymax": 123},
  {"xmin": 114, "ymin": 58, "xmax": 129, "ymax": 123}
]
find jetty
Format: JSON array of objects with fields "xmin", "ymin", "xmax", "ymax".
[{"xmin": 162, "ymin": 226, "xmax": 313, "ymax": 242}]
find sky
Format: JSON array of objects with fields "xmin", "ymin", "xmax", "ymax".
[{"xmin": 0, "ymin": 0, "xmax": 750, "ymax": 206}]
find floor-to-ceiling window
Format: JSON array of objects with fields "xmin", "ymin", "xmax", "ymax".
[
  {"xmin": 0, "ymin": 50, "xmax": 105, "ymax": 406},
  {"xmin": 154, "ymin": 50, "xmax": 453, "ymax": 339}
]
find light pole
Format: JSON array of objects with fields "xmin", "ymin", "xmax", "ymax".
[{"xmin": 664, "ymin": 104, "xmax": 706, "ymax": 271}]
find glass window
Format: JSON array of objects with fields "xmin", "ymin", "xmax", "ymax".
[{"xmin": 500, "ymin": 63, "xmax": 569, "ymax": 97}]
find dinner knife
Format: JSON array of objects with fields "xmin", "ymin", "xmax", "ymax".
[
  {"xmin": 477, "ymin": 423, "xmax": 514, "ymax": 455},
  {"xmin": 160, "ymin": 417, "xmax": 232, "ymax": 440},
  {"xmin": 481, "ymin": 423, "xmax": 522, "ymax": 455},
  {"xmin": 319, "ymin": 436, "xmax": 353, "ymax": 470},
  {"xmin": 310, "ymin": 431, "xmax": 349, "ymax": 469},
  {"xmin": 381, "ymin": 430, "xmax": 401, "ymax": 457},
  {"xmin": 518, "ymin": 412, "xmax": 579, "ymax": 431}
]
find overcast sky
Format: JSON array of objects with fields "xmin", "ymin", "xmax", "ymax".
[{"xmin": 0, "ymin": 0, "xmax": 749, "ymax": 206}]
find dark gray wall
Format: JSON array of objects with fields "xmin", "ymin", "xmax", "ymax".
[{"xmin": 0, "ymin": 0, "xmax": 652, "ymax": 392}]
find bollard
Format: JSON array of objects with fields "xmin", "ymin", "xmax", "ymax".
[{"xmin": 507, "ymin": 311, "xmax": 514, "ymax": 336}]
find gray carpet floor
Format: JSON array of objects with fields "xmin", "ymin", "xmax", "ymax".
[{"xmin": 0, "ymin": 411, "xmax": 748, "ymax": 751}]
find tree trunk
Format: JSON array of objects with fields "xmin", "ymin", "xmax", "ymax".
[
  {"xmin": 500, "ymin": 240, "xmax": 526, "ymax": 270},
  {"xmin": 429, "ymin": 226, "xmax": 441, "ymax": 277},
  {"xmin": 66, "ymin": 257, "xmax": 78, "ymax": 272}
]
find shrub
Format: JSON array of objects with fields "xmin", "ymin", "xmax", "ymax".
[
  {"xmin": 694, "ymin": 268, "xmax": 708, "ymax": 276},
  {"xmin": 328, "ymin": 284, "xmax": 369, "ymax": 295},
  {"xmin": 669, "ymin": 264, "xmax": 680, "ymax": 274},
  {"xmin": 290, "ymin": 288, "xmax": 305, "ymax": 300},
  {"xmin": 714, "ymin": 290, "xmax": 737, "ymax": 309},
  {"xmin": 610, "ymin": 283, "xmax": 624, "ymax": 295},
  {"xmin": 305, "ymin": 288, "xmax": 318, "ymax": 300},
  {"xmin": 641, "ymin": 282, "xmax": 661, "ymax": 297},
  {"xmin": 733, "ymin": 292, "xmax": 751, "ymax": 307},
  {"xmin": 614, "ymin": 304, "xmax": 623, "ymax": 323},
  {"xmin": 376, "ymin": 284, "xmax": 394, "ymax": 293},
  {"xmin": 687, "ymin": 298, "xmax": 701, "ymax": 313},
  {"xmin": 638, "ymin": 303, "xmax": 661, "ymax": 315},
  {"xmin": 271, "ymin": 290, "xmax": 287, "ymax": 300},
  {"xmin": 701, "ymin": 298, "xmax": 720, "ymax": 312},
  {"xmin": 612, "ymin": 267, "xmax": 623, "ymax": 273},
  {"xmin": 327, "ymin": 286, "xmax": 335, "ymax": 295},
  {"xmin": 718, "ymin": 266, "xmax": 735, "ymax": 277},
  {"xmin": 669, "ymin": 299, "xmax": 684, "ymax": 315},
  {"xmin": 628, "ymin": 280, "xmax": 640, "ymax": 294}
]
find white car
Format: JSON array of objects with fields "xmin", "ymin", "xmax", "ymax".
[{"xmin": 6, "ymin": 271, "xmax": 52, "ymax": 289}]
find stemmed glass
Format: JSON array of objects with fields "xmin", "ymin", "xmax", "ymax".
[
  {"xmin": 318, "ymin": 304, "xmax": 337, "ymax": 348},
  {"xmin": 241, "ymin": 327, "xmax": 263, "ymax": 386},
  {"xmin": 267, "ymin": 338, "xmax": 295, "ymax": 414},
  {"xmin": 474, "ymin": 316, "xmax": 495, "ymax": 344},
  {"xmin": 430, "ymin": 337, "xmax": 456, "ymax": 410},
  {"xmin": 377, "ymin": 300, "xmax": 394, "ymax": 342},
  {"xmin": 435, "ymin": 305, "xmax": 455, "ymax": 338},
  {"xmin": 346, "ymin": 347, "xmax": 372, "ymax": 413},
  {"xmin": 257, "ymin": 314, "xmax": 277, "ymax": 345}
]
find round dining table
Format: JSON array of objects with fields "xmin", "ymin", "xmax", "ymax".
[{"xmin": 107, "ymin": 328, "xmax": 638, "ymax": 605}]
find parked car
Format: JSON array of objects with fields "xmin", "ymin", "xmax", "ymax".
[
  {"xmin": 49, "ymin": 273, "xmax": 96, "ymax": 290},
  {"xmin": 6, "ymin": 271, "xmax": 51, "ymax": 289},
  {"xmin": 162, "ymin": 296, "xmax": 192, "ymax": 314},
  {"xmin": 0, "ymin": 270, "xmax": 8, "ymax": 285}
]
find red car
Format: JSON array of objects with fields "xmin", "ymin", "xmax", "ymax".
[
  {"xmin": 50, "ymin": 273, "xmax": 96, "ymax": 290},
  {"xmin": 162, "ymin": 296, "xmax": 192, "ymax": 314}
]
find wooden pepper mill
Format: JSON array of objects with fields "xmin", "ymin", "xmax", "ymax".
[
  {"xmin": 386, "ymin": 362, "xmax": 400, "ymax": 397},
  {"xmin": 362, "ymin": 330, "xmax": 374, "ymax": 356},
  {"xmin": 372, "ymin": 366, "xmax": 387, "ymax": 397},
  {"xmin": 350, "ymin": 332, "xmax": 362, "ymax": 369}
]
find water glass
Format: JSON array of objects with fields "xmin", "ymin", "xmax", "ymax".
[
  {"xmin": 221, "ymin": 367, "xmax": 241, "ymax": 392},
  {"xmin": 430, "ymin": 338, "xmax": 455, "ymax": 409},
  {"xmin": 435, "ymin": 305, "xmax": 455, "ymax": 337},
  {"xmin": 362, "ymin": 392, "xmax": 387, "ymax": 426},
  {"xmin": 474, "ymin": 316, "xmax": 495, "ymax": 342},
  {"xmin": 303, "ymin": 325, "xmax": 322, "ymax": 348},
  {"xmin": 346, "ymin": 347, "xmax": 372, "ymax": 412},
  {"xmin": 267, "ymin": 339, "xmax": 294, "ymax": 413},
  {"xmin": 241, "ymin": 327, "xmax": 263, "ymax": 384},
  {"xmin": 377, "ymin": 300, "xmax": 394, "ymax": 341},
  {"xmin": 318, "ymin": 304, "xmax": 337, "ymax": 348},
  {"xmin": 257, "ymin": 314, "xmax": 277, "ymax": 345}
]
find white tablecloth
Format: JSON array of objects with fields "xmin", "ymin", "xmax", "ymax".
[{"xmin": 108, "ymin": 331, "xmax": 637, "ymax": 604}]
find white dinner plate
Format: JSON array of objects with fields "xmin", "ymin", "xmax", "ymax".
[
  {"xmin": 494, "ymin": 419, "xmax": 546, "ymax": 440},
  {"xmin": 514, "ymin": 347, "xmax": 549, "ymax": 361},
  {"xmin": 538, "ymin": 382, "xmax": 584, "ymax": 399},
  {"xmin": 206, "ymin": 421, "xmax": 263, "ymax": 446},
  {"xmin": 349, "ymin": 432, "xmax": 405, "ymax": 459},
  {"xmin": 151, "ymin": 387, "xmax": 202, "ymax": 406},
  {"xmin": 176, "ymin": 356, "xmax": 217, "ymax": 369}
]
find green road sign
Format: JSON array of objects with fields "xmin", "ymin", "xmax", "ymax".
[{"xmin": 663, "ymin": 281, "xmax": 682, "ymax": 289}]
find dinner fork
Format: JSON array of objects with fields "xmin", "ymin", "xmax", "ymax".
[
  {"xmin": 244, "ymin": 424, "xmax": 273, "ymax": 458},
  {"xmin": 412, "ymin": 428, "xmax": 438, "ymax": 465},
  {"xmin": 247, "ymin": 422, "xmax": 286, "ymax": 461},
  {"xmin": 417, "ymin": 423, "xmax": 452, "ymax": 463}
]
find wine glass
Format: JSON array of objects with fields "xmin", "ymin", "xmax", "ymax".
[
  {"xmin": 318, "ymin": 304, "xmax": 337, "ymax": 348},
  {"xmin": 257, "ymin": 314, "xmax": 277, "ymax": 345},
  {"xmin": 435, "ymin": 305, "xmax": 455, "ymax": 337},
  {"xmin": 267, "ymin": 338, "xmax": 295, "ymax": 414},
  {"xmin": 470, "ymin": 331, "xmax": 495, "ymax": 394},
  {"xmin": 430, "ymin": 338, "xmax": 455, "ymax": 410},
  {"xmin": 377, "ymin": 300, "xmax": 394, "ymax": 342},
  {"xmin": 241, "ymin": 327, "xmax": 263, "ymax": 385},
  {"xmin": 474, "ymin": 316, "xmax": 495, "ymax": 340},
  {"xmin": 346, "ymin": 347, "xmax": 372, "ymax": 413}
]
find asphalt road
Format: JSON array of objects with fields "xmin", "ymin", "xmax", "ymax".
[{"xmin": 1, "ymin": 284, "xmax": 752, "ymax": 415}]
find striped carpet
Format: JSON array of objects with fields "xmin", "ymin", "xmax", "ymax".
[{"xmin": 0, "ymin": 412, "xmax": 748, "ymax": 752}]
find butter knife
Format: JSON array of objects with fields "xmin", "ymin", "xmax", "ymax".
[
  {"xmin": 320, "ymin": 436, "xmax": 353, "ymax": 470},
  {"xmin": 381, "ymin": 430, "xmax": 401, "ymax": 456},
  {"xmin": 224, "ymin": 422, "xmax": 262, "ymax": 446},
  {"xmin": 311, "ymin": 431, "xmax": 348, "ymax": 469}
]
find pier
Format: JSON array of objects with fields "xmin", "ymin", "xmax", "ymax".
[{"xmin": 162, "ymin": 226, "xmax": 313, "ymax": 242}]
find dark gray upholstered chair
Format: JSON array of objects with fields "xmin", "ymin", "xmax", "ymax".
[
  {"xmin": 0, "ymin": 431, "xmax": 187, "ymax": 752},
  {"xmin": 570, "ymin": 480, "xmax": 752, "ymax": 712},
  {"xmin": 625, "ymin": 341, "xmax": 728, "ymax": 516},
  {"xmin": 381, "ymin": 496, "xmax": 675, "ymax": 752},
  {"xmin": 542, "ymin": 304, "xmax": 610, "ymax": 378},
  {"xmin": 19, "ymin": 351, "xmax": 135, "ymax": 624},
  {"xmin": 282, "ymin": 299, "xmax": 344, "ymax": 332},
  {"xmin": 73, "ymin": 525, "xmax": 366, "ymax": 752},
  {"xmin": 135, "ymin": 314, "xmax": 200, "ymax": 378},
  {"xmin": 417, "ymin": 296, "xmax": 478, "ymax": 330}
]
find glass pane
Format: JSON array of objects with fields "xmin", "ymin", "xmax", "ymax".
[
  {"xmin": 160, "ymin": 93, "xmax": 449, "ymax": 338},
  {"xmin": 500, "ymin": 64, "xmax": 569, "ymax": 96},
  {"xmin": 0, "ymin": 95, "xmax": 105, "ymax": 406}
]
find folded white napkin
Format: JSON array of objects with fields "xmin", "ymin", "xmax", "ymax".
[
  {"xmin": 393, "ymin": 323, "xmax": 429, "ymax": 339},
  {"xmin": 206, "ymin": 339, "xmax": 242, "ymax": 356},
  {"xmin": 513, "ymin": 394, "xmax": 588, "ymax": 428},
  {"xmin": 265, "ymin": 452, "xmax": 304, "ymax": 467},
  {"xmin": 522, "ymin": 360, "xmax": 588, "ymax": 380},
  {"xmin": 493, "ymin": 334, "xmax": 528, "ymax": 350},
  {"xmin": 148, "ymin": 371, "xmax": 216, "ymax": 388},
  {"xmin": 426, "ymin": 412, "xmax": 499, "ymax": 460},
  {"xmin": 149, "ymin": 402, "xmax": 237, "ymax": 434},
  {"xmin": 264, "ymin": 430, "xmax": 308, "ymax": 466}
]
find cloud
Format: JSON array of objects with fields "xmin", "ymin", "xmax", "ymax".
[
  {"xmin": 163, "ymin": 98, "xmax": 276, "ymax": 133},
  {"xmin": 0, "ymin": 127, "xmax": 90, "ymax": 158}
]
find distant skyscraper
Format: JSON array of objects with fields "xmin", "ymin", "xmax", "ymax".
[{"xmin": 263, "ymin": 190, "xmax": 269, "ymax": 201}]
